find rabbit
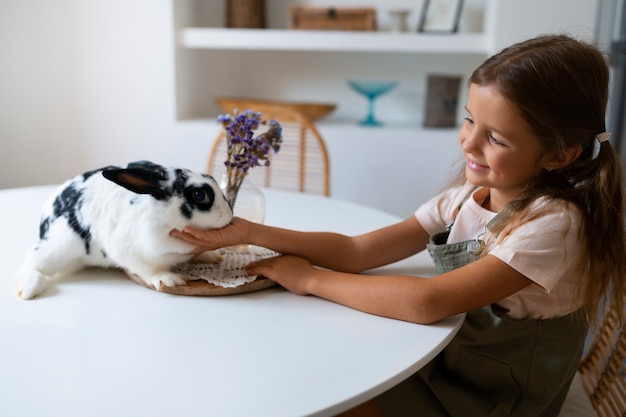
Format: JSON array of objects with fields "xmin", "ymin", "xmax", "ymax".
[{"xmin": 15, "ymin": 160, "xmax": 233, "ymax": 300}]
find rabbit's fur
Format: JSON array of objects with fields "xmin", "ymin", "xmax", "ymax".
[{"xmin": 16, "ymin": 161, "xmax": 233, "ymax": 299}]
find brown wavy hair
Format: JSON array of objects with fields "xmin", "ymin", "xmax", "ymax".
[{"xmin": 466, "ymin": 34, "xmax": 625, "ymax": 327}]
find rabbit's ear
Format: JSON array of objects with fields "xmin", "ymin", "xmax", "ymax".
[
  {"xmin": 102, "ymin": 166, "xmax": 170, "ymax": 200},
  {"xmin": 126, "ymin": 160, "xmax": 168, "ymax": 180}
]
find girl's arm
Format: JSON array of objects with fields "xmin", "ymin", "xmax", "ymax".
[
  {"xmin": 171, "ymin": 216, "xmax": 532, "ymax": 324},
  {"xmin": 247, "ymin": 254, "xmax": 532, "ymax": 325},
  {"xmin": 171, "ymin": 216, "xmax": 430, "ymax": 273}
]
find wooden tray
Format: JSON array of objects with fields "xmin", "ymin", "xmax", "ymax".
[{"xmin": 125, "ymin": 271, "xmax": 277, "ymax": 296}]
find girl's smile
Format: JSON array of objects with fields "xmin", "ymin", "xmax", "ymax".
[{"xmin": 466, "ymin": 157, "xmax": 489, "ymax": 172}]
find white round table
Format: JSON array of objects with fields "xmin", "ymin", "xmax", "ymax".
[{"xmin": 0, "ymin": 185, "xmax": 463, "ymax": 417}]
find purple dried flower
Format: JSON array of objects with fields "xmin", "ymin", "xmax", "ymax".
[{"xmin": 218, "ymin": 109, "xmax": 283, "ymax": 208}]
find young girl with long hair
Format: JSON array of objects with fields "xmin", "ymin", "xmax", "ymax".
[{"xmin": 172, "ymin": 34, "xmax": 625, "ymax": 416}]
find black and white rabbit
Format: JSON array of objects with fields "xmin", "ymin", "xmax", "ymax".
[{"xmin": 15, "ymin": 160, "xmax": 233, "ymax": 300}]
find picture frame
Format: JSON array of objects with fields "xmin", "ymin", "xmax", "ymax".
[{"xmin": 418, "ymin": 0, "xmax": 464, "ymax": 33}]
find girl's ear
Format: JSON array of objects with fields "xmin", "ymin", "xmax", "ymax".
[{"xmin": 542, "ymin": 145, "xmax": 583, "ymax": 171}]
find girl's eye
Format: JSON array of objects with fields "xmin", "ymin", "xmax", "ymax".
[
  {"xmin": 464, "ymin": 117, "xmax": 475, "ymax": 126},
  {"xmin": 489, "ymin": 135, "xmax": 505, "ymax": 146}
]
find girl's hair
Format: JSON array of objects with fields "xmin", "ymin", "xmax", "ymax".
[{"xmin": 469, "ymin": 34, "xmax": 625, "ymax": 327}]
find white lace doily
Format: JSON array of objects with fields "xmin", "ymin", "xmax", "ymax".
[{"xmin": 172, "ymin": 246, "xmax": 279, "ymax": 288}]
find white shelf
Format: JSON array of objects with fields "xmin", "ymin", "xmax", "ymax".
[
  {"xmin": 181, "ymin": 28, "xmax": 489, "ymax": 55},
  {"xmin": 179, "ymin": 118, "xmax": 459, "ymax": 133}
]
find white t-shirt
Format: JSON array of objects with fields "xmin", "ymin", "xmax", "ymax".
[{"xmin": 415, "ymin": 182, "xmax": 583, "ymax": 319}]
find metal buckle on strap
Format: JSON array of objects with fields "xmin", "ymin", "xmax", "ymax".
[{"xmin": 467, "ymin": 240, "xmax": 482, "ymax": 253}]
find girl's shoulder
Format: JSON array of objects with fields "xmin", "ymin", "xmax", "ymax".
[
  {"xmin": 499, "ymin": 196, "xmax": 582, "ymax": 242},
  {"xmin": 527, "ymin": 196, "xmax": 582, "ymax": 223}
]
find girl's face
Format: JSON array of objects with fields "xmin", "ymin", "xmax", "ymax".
[{"xmin": 459, "ymin": 83, "xmax": 553, "ymax": 206}]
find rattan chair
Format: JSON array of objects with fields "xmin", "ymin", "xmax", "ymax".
[
  {"xmin": 207, "ymin": 102, "xmax": 331, "ymax": 196},
  {"xmin": 577, "ymin": 300, "xmax": 626, "ymax": 417}
]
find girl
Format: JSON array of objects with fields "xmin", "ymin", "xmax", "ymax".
[{"xmin": 171, "ymin": 34, "xmax": 625, "ymax": 416}]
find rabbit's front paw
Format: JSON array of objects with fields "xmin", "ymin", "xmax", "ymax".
[
  {"xmin": 16, "ymin": 270, "xmax": 48, "ymax": 300},
  {"xmin": 147, "ymin": 273, "xmax": 187, "ymax": 290}
]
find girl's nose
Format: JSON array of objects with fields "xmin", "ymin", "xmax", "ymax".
[{"xmin": 460, "ymin": 126, "xmax": 479, "ymax": 153}]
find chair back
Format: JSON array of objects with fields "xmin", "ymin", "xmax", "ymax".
[
  {"xmin": 578, "ymin": 299, "xmax": 626, "ymax": 417},
  {"xmin": 207, "ymin": 103, "xmax": 330, "ymax": 196}
]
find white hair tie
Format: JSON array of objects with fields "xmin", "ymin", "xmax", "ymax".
[{"xmin": 592, "ymin": 132, "xmax": 611, "ymax": 159}]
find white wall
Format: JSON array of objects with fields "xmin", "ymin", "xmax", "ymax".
[
  {"xmin": 485, "ymin": 0, "xmax": 600, "ymax": 53},
  {"xmin": 0, "ymin": 0, "xmax": 602, "ymax": 218},
  {"xmin": 0, "ymin": 0, "xmax": 469, "ymax": 217},
  {"xmin": 0, "ymin": 0, "xmax": 211, "ymax": 189}
]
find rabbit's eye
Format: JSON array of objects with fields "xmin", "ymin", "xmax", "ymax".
[
  {"xmin": 192, "ymin": 190, "xmax": 208, "ymax": 203},
  {"xmin": 184, "ymin": 186, "xmax": 215, "ymax": 213}
]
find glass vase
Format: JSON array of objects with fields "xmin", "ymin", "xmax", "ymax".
[{"xmin": 220, "ymin": 174, "xmax": 266, "ymax": 224}]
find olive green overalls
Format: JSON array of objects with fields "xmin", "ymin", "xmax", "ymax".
[{"xmin": 386, "ymin": 208, "xmax": 589, "ymax": 416}]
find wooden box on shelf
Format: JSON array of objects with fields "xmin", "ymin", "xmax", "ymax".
[
  {"xmin": 289, "ymin": 6, "xmax": 376, "ymax": 31},
  {"xmin": 227, "ymin": 0, "xmax": 266, "ymax": 28}
]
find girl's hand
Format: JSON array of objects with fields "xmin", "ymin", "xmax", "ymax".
[
  {"xmin": 246, "ymin": 255, "xmax": 316, "ymax": 296},
  {"xmin": 170, "ymin": 217, "xmax": 251, "ymax": 254}
]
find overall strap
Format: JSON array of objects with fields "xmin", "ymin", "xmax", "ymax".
[{"xmin": 427, "ymin": 187, "xmax": 505, "ymax": 273}]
